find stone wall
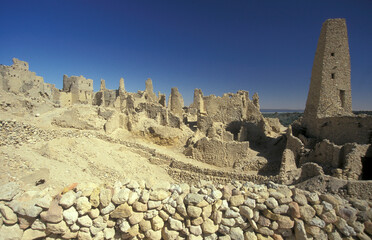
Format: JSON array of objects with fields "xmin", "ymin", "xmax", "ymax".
[{"xmin": 1, "ymin": 180, "xmax": 372, "ymax": 240}]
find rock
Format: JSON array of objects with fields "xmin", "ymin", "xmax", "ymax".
[
  {"xmin": 138, "ymin": 219, "xmax": 151, "ymax": 232},
  {"xmin": 144, "ymin": 209, "xmax": 159, "ymax": 219},
  {"xmin": 150, "ymin": 190, "xmax": 170, "ymax": 201},
  {"xmin": 244, "ymin": 229, "xmax": 258, "ymax": 240},
  {"xmin": 230, "ymin": 227, "xmax": 244, "ymax": 240},
  {"xmin": 128, "ymin": 191, "xmax": 139, "ymax": 205},
  {"xmin": 299, "ymin": 205, "xmax": 316, "ymax": 222},
  {"xmin": 328, "ymin": 231, "xmax": 342, "ymax": 240},
  {"xmin": 78, "ymin": 215, "xmax": 93, "ymax": 227},
  {"xmin": 152, "ymin": 215, "xmax": 164, "ymax": 231},
  {"xmin": 148, "ymin": 200, "xmax": 162, "ymax": 209},
  {"xmin": 99, "ymin": 188, "xmax": 112, "ymax": 208},
  {"xmin": 320, "ymin": 194, "xmax": 341, "ymax": 206},
  {"xmin": 168, "ymin": 217, "xmax": 183, "ymax": 231},
  {"xmin": 59, "ymin": 190, "xmax": 76, "ymax": 208},
  {"xmin": 76, "ymin": 196, "xmax": 92, "ymax": 215},
  {"xmin": 100, "ymin": 202, "xmax": 115, "ymax": 215},
  {"xmin": 273, "ymin": 205, "xmax": 289, "ymax": 214},
  {"xmin": 40, "ymin": 197, "xmax": 63, "ymax": 223},
  {"xmin": 192, "ymin": 216, "xmax": 204, "ymax": 225},
  {"xmin": 90, "ymin": 187, "xmax": 100, "ymax": 208},
  {"xmin": 21, "ymin": 229, "xmax": 46, "ymax": 240},
  {"xmin": 162, "ymin": 225, "xmax": 179, "ymax": 240},
  {"xmin": 0, "ymin": 182, "xmax": 20, "ymax": 201},
  {"xmin": 365, "ymin": 221, "xmax": 372, "ymax": 235},
  {"xmin": 46, "ymin": 220, "xmax": 69, "ymax": 234},
  {"xmin": 119, "ymin": 220, "xmax": 130, "ymax": 233},
  {"xmin": 88, "ymin": 208, "xmax": 100, "ymax": 219},
  {"xmin": 127, "ymin": 180, "xmax": 140, "ymax": 189},
  {"xmin": 31, "ymin": 219, "xmax": 46, "ymax": 230},
  {"xmin": 133, "ymin": 201, "xmax": 148, "ymax": 212},
  {"xmin": 187, "ymin": 206, "xmax": 202, "ymax": 218},
  {"xmin": 112, "ymin": 188, "xmax": 130, "ymax": 204},
  {"xmin": 292, "ymin": 189, "xmax": 308, "ymax": 206},
  {"xmin": 265, "ymin": 197, "xmax": 279, "ymax": 209},
  {"xmin": 337, "ymin": 206, "xmax": 357, "ymax": 222},
  {"xmin": 309, "ymin": 217, "xmax": 326, "ymax": 228},
  {"xmin": 306, "ymin": 192, "xmax": 320, "ymax": 204},
  {"xmin": 221, "ymin": 218, "xmax": 235, "ymax": 227},
  {"xmin": 146, "ymin": 229, "xmax": 162, "ymax": 240},
  {"xmin": 201, "ymin": 218, "xmax": 218, "ymax": 234},
  {"xmin": 294, "ymin": 219, "xmax": 308, "ymax": 240},
  {"xmin": 0, "ymin": 204, "xmax": 18, "ymax": 224},
  {"xmin": 184, "ymin": 193, "xmax": 203, "ymax": 204},
  {"xmin": 230, "ymin": 195, "xmax": 245, "ymax": 207},
  {"xmin": 110, "ymin": 203, "xmax": 132, "ymax": 218},
  {"xmin": 103, "ymin": 227, "xmax": 115, "ymax": 239},
  {"xmin": 312, "ymin": 204, "xmax": 323, "ymax": 216},
  {"xmin": 35, "ymin": 195, "xmax": 52, "ymax": 209},
  {"xmin": 262, "ymin": 209, "xmax": 280, "ymax": 221},
  {"xmin": 258, "ymin": 227, "xmax": 274, "ymax": 236},
  {"xmin": 0, "ymin": 224, "xmax": 23, "ymax": 240},
  {"xmin": 78, "ymin": 230, "xmax": 92, "ymax": 240},
  {"xmin": 63, "ymin": 206, "xmax": 78, "ymax": 225},
  {"xmin": 190, "ymin": 225, "xmax": 202, "ymax": 235},
  {"xmin": 211, "ymin": 190, "xmax": 222, "ymax": 199},
  {"xmin": 129, "ymin": 212, "xmax": 144, "ymax": 225},
  {"xmin": 244, "ymin": 198, "xmax": 256, "ymax": 209},
  {"xmin": 334, "ymin": 218, "xmax": 356, "ymax": 237},
  {"xmin": 8, "ymin": 192, "xmax": 43, "ymax": 218},
  {"xmin": 277, "ymin": 215, "xmax": 294, "ymax": 229},
  {"xmin": 321, "ymin": 210, "xmax": 338, "ymax": 224}
]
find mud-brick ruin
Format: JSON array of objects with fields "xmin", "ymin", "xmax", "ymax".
[{"xmin": 0, "ymin": 18, "xmax": 372, "ymax": 240}]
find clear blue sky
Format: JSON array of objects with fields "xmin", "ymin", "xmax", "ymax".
[{"xmin": 0, "ymin": 0, "xmax": 371, "ymax": 110}]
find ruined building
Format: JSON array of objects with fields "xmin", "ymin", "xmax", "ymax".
[{"xmin": 280, "ymin": 19, "xmax": 372, "ymax": 183}]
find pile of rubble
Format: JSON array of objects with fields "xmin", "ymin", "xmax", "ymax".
[{"xmin": 0, "ymin": 180, "xmax": 371, "ymax": 239}]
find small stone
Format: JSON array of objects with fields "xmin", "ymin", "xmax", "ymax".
[
  {"xmin": 239, "ymin": 205, "xmax": 253, "ymax": 219},
  {"xmin": 277, "ymin": 215, "xmax": 294, "ymax": 229},
  {"xmin": 90, "ymin": 188, "xmax": 100, "ymax": 208},
  {"xmin": 263, "ymin": 209, "xmax": 280, "ymax": 221},
  {"xmin": 59, "ymin": 190, "xmax": 76, "ymax": 208},
  {"xmin": 190, "ymin": 225, "xmax": 202, "ymax": 235},
  {"xmin": 133, "ymin": 201, "xmax": 148, "ymax": 212},
  {"xmin": 0, "ymin": 182, "xmax": 20, "ymax": 201},
  {"xmin": 258, "ymin": 216, "xmax": 271, "ymax": 227},
  {"xmin": 128, "ymin": 191, "xmax": 139, "ymax": 205},
  {"xmin": 139, "ymin": 219, "xmax": 152, "ymax": 232},
  {"xmin": 365, "ymin": 221, "xmax": 372, "ymax": 235},
  {"xmin": 88, "ymin": 208, "xmax": 100, "ymax": 219},
  {"xmin": 294, "ymin": 219, "xmax": 308, "ymax": 240},
  {"xmin": 221, "ymin": 218, "xmax": 235, "ymax": 227},
  {"xmin": 244, "ymin": 198, "xmax": 256, "ymax": 208},
  {"xmin": 187, "ymin": 206, "xmax": 202, "ymax": 218},
  {"xmin": 184, "ymin": 193, "xmax": 204, "ymax": 205},
  {"xmin": 320, "ymin": 194, "xmax": 340, "ymax": 207},
  {"xmin": 321, "ymin": 210, "xmax": 338, "ymax": 224},
  {"xmin": 112, "ymin": 188, "xmax": 130, "ymax": 204},
  {"xmin": 99, "ymin": 188, "xmax": 112, "ymax": 208},
  {"xmin": 47, "ymin": 220, "xmax": 69, "ymax": 234},
  {"xmin": 0, "ymin": 224, "xmax": 23, "ymax": 240},
  {"xmin": 201, "ymin": 218, "xmax": 218, "ymax": 234},
  {"xmin": 169, "ymin": 217, "xmax": 183, "ymax": 231},
  {"xmin": 230, "ymin": 195, "xmax": 245, "ymax": 207},
  {"xmin": 230, "ymin": 226, "xmax": 244, "ymax": 240},
  {"xmin": 273, "ymin": 205, "xmax": 289, "ymax": 214},
  {"xmin": 0, "ymin": 204, "xmax": 18, "ymax": 224},
  {"xmin": 162, "ymin": 225, "xmax": 179, "ymax": 240},
  {"xmin": 299, "ymin": 205, "xmax": 316, "ymax": 222},
  {"xmin": 144, "ymin": 209, "xmax": 158, "ymax": 219},
  {"xmin": 63, "ymin": 206, "xmax": 78, "ymax": 225},
  {"xmin": 110, "ymin": 203, "xmax": 132, "ymax": 218},
  {"xmin": 31, "ymin": 219, "xmax": 46, "ymax": 230},
  {"xmin": 306, "ymin": 192, "xmax": 320, "ymax": 204},
  {"xmin": 309, "ymin": 217, "xmax": 326, "ymax": 228},
  {"xmin": 104, "ymin": 227, "xmax": 115, "ymax": 239},
  {"xmin": 40, "ymin": 198, "xmax": 63, "ymax": 223},
  {"xmin": 293, "ymin": 189, "xmax": 307, "ymax": 206},
  {"xmin": 22, "ymin": 228, "xmax": 46, "ymax": 239},
  {"xmin": 145, "ymin": 229, "xmax": 162, "ymax": 240},
  {"xmin": 244, "ymin": 229, "xmax": 258, "ymax": 240},
  {"xmin": 192, "ymin": 216, "xmax": 204, "ymax": 225},
  {"xmin": 148, "ymin": 200, "xmax": 162, "ymax": 209},
  {"xmin": 78, "ymin": 215, "xmax": 93, "ymax": 227},
  {"xmin": 100, "ymin": 202, "xmax": 115, "ymax": 215},
  {"xmin": 150, "ymin": 190, "xmax": 170, "ymax": 201},
  {"xmin": 334, "ymin": 218, "xmax": 356, "ymax": 237},
  {"xmin": 76, "ymin": 196, "xmax": 92, "ymax": 215},
  {"xmin": 151, "ymin": 215, "xmax": 164, "ymax": 231},
  {"xmin": 129, "ymin": 212, "xmax": 144, "ymax": 225},
  {"xmin": 258, "ymin": 227, "xmax": 274, "ymax": 236}
]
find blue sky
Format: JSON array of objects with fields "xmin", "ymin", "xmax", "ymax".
[{"xmin": 0, "ymin": 0, "xmax": 371, "ymax": 110}]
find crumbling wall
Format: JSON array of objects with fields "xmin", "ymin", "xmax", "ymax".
[
  {"xmin": 62, "ymin": 75, "xmax": 93, "ymax": 105},
  {"xmin": 304, "ymin": 115, "xmax": 372, "ymax": 145},
  {"xmin": 0, "ymin": 58, "xmax": 50, "ymax": 98}
]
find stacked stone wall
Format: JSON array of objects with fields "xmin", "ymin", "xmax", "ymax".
[{"xmin": 1, "ymin": 180, "xmax": 372, "ymax": 240}]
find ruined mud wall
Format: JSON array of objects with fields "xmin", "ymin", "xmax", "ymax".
[
  {"xmin": 305, "ymin": 115, "xmax": 372, "ymax": 145},
  {"xmin": 1, "ymin": 180, "xmax": 372, "ymax": 240}
]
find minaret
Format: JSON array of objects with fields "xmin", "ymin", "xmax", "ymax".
[
  {"xmin": 119, "ymin": 77, "xmax": 125, "ymax": 92},
  {"xmin": 100, "ymin": 79, "xmax": 106, "ymax": 91},
  {"xmin": 303, "ymin": 18, "xmax": 352, "ymax": 123}
]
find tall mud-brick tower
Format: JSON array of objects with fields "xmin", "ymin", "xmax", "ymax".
[{"xmin": 303, "ymin": 18, "xmax": 352, "ymax": 125}]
